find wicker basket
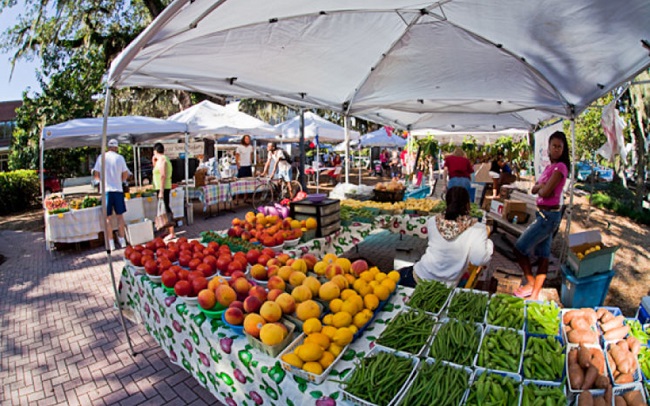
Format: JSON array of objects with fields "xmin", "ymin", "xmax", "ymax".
[
  {"xmin": 373, "ymin": 189, "xmax": 405, "ymax": 202},
  {"xmin": 194, "ymin": 168, "xmax": 208, "ymax": 187}
]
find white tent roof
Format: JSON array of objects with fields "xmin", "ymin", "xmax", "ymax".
[
  {"xmin": 108, "ymin": 0, "xmax": 650, "ymax": 131},
  {"xmin": 359, "ymin": 127, "xmax": 407, "ymax": 148},
  {"xmin": 274, "ymin": 112, "xmax": 359, "ymax": 143},
  {"xmin": 41, "ymin": 116, "xmax": 187, "ymax": 150},
  {"xmin": 168, "ymin": 100, "xmax": 280, "ymax": 139},
  {"xmin": 411, "ymin": 128, "xmax": 529, "ymax": 145}
]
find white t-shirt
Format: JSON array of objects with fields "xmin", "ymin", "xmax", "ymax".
[
  {"xmin": 236, "ymin": 144, "xmax": 253, "ymax": 166},
  {"xmin": 414, "ymin": 216, "xmax": 493, "ymax": 286},
  {"xmin": 272, "ymin": 149, "xmax": 291, "ymax": 172},
  {"xmin": 93, "ymin": 151, "xmax": 129, "ymax": 192}
]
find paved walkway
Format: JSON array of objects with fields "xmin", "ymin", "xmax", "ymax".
[{"xmin": 0, "ymin": 200, "xmax": 538, "ymax": 405}]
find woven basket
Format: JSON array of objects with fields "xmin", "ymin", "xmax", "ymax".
[
  {"xmin": 194, "ymin": 168, "xmax": 207, "ymax": 187},
  {"xmin": 373, "ymin": 189, "xmax": 405, "ymax": 202}
]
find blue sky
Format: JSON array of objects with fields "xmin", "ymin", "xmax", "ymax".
[{"xmin": 0, "ymin": 4, "xmax": 42, "ymax": 102}]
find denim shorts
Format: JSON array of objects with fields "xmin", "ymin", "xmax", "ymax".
[
  {"xmin": 278, "ymin": 167, "xmax": 292, "ymax": 182},
  {"xmin": 106, "ymin": 192, "xmax": 126, "ymax": 216},
  {"xmin": 514, "ymin": 210, "xmax": 562, "ymax": 258}
]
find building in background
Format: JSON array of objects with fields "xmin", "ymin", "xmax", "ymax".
[{"xmin": 0, "ymin": 100, "xmax": 22, "ymax": 172}]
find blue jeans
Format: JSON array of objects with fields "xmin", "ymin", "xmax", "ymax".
[
  {"xmin": 448, "ymin": 177, "xmax": 472, "ymax": 193},
  {"xmin": 515, "ymin": 210, "xmax": 562, "ymax": 258}
]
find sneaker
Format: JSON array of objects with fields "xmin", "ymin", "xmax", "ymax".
[
  {"xmin": 118, "ymin": 237, "xmax": 127, "ymax": 248},
  {"xmin": 109, "ymin": 239, "xmax": 116, "ymax": 251}
]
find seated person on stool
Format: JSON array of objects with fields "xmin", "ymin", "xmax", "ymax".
[
  {"xmin": 399, "ymin": 187, "xmax": 494, "ymax": 287},
  {"xmin": 489, "ymin": 153, "xmax": 514, "ymax": 197}
]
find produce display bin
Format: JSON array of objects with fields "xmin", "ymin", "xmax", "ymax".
[
  {"xmin": 290, "ymin": 199, "xmax": 341, "ymax": 238},
  {"xmin": 560, "ymin": 265, "xmax": 615, "ymax": 308}
]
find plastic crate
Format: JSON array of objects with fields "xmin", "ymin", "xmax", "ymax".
[
  {"xmin": 466, "ymin": 368, "xmax": 521, "ymax": 405},
  {"xmin": 637, "ymin": 297, "xmax": 650, "ymax": 324},
  {"xmin": 403, "ymin": 280, "xmax": 453, "ymax": 317},
  {"xmin": 566, "ymin": 230, "xmax": 619, "ymax": 278},
  {"xmin": 444, "ymin": 288, "xmax": 490, "ymax": 324},
  {"xmin": 395, "ymin": 358, "xmax": 471, "ymax": 406},
  {"xmin": 520, "ymin": 380, "xmax": 567, "ymax": 406},
  {"xmin": 340, "ymin": 346, "xmax": 419, "ymax": 405},
  {"xmin": 428, "ymin": 318, "xmax": 483, "ymax": 368},
  {"xmin": 612, "ymin": 382, "xmax": 648, "ymax": 404},
  {"xmin": 522, "ymin": 335, "xmax": 565, "ymax": 382},
  {"xmin": 373, "ymin": 189, "xmax": 405, "ymax": 202},
  {"xmin": 566, "ymin": 344, "xmax": 608, "ymax": 395},
  {"xmin": 245, "ymin": 318, "xmax": 296, "ymax": 358},
  {"xmin": 605, "ymin": 341, "xmax": 643, "ymax": 385},
  {"xmin": 373, "ymin": 309, "xmax": 438, "ymax": 357},
  {"xmin": 525, "ymin": 300, "xmax": 561, "ymax": 337},
  {"xmin": 484, "ymin": 293, "xmax": 526, "ymax": 331},
  {"xmin": 561, "ymin": 308, "xmax": 600, "ymax": 346},
  {"xmin": 560, "ymin": 265, "xmax": 615, "ymax": 308},
  {"xmin": 403, "ymin": 186, "xmax": 430, "ymax": 200},
  {"xmin": 278, "ymin": 332, "xmax": 349, "ymax": 385}
]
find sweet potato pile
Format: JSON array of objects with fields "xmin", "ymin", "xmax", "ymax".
[
  {"xmin": 607, "ymin": 336, "xmax": 641, "ymax": 385},
  {"xmin": 568, "ymin": 346, "xmax": 610, "ymax": 394},
  {"xmin": 564, "ymin": 308, "xmax": 599, "ymax": 344},
  {"xmin": 597, "ymin": 308, "xmax": 631, "ymax": 342}
]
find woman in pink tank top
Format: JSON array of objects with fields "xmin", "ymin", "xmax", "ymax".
[{"xmin": 513, "ymin": 131, "xmax": 570, "ymax": 300}]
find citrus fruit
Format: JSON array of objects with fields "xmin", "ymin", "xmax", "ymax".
[
  {"xmin": 374, "ymin": 272, "xmax": 387, "ymax": 282},
  {"xmin": 381, "ymin": 278, "xmax": 396, "ymax": 292},
  {"xmin": 373, "ymin": 285, "xmax": 390, "ymax": 301},
  {"xmin": 364, "ymin": 294, "xmax": 379, "ymax": 310},
  {"xmin": 341, "ymin": 300, "xmax": 359, "ymax": 316},
  {"xmin": 281, "ymin": 353, "xmax": 304, "ymax": 368},
  {"xmin": 340, "ymin": 289, "xmax": 357, "ymax": 301},
  {"xmin": 322, "ymin": 313, "xmax": 334, "ymax": 326},
  {"xmin": 302, "ymin": 361, "xmax": 323, "ymax": 375},
  {"xmin": 295, "ymin": 342, "xmax": 324, "ymax": 362},
  {"xmin": 332, "ymin": 311, "xmax": 352, "ymax": 328},
  {"xmin": 329, "ymin": 298, "xmax": 343, "ymax": 313},
  {"xmin": 321, "ymin": 325, "xmax": 337, "ymax": 340},
  {"xmin": 328, "ymin": 343, "xmax": 343, "ymax": 357},
  {"xmin": 387, "ymin": 270, "xmax": 401, "ymax": 282},
  {"xmin": 305, "ymin": 332, "xmax": 330, "ymax": 350},
  {"xmin": 295, "ymin": 300, "xmax": 321, "ymax": 321},
  {"xmin": 259, "ymin": 323, "xmax": 285, "ymax": 346},
  {"xmin": 360, "ymin": 271, "xmax": 374, "ymax": 282},
  {"xmin": 302, "ymin": 318, "xmax": 322, "ymax": 335},
  {"xmin": 319, "ymin": 351, "xmax": 335, "ymax": 369},
  {"xmin": 353, "ymin": 312, "xmax": 370, "ymax": 328},
  {"xmin": 332, "ymin": 327, "xmax": 354, "ymax": 346}
]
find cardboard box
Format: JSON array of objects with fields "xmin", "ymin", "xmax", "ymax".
[
  {"xmin": 473, "ymin": 163, "xmax": 493, "ymax": 183},
  {"xmin": 490, "ymin": 199, "xmax": 505, "ymax": 216},
  {"xmin": 493, "ymin": 269, "xmax": 523, "ymax": 295},
  {"xmin": 502, "ymin": 200, "xmax": 527, "ymax": 220},
  {"xmin": 567, "ymin": 230, "xmax": 619, "ymax": 278}
]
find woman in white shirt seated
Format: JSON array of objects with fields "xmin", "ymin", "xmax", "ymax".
[{"xmin": 399, "ymin": 187, "xmax": 494, "ymax": 287}]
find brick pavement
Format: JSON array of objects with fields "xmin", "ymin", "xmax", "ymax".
[{"xmin": 0, "ymin": 198, "xmax": 532, "ymax": 406}]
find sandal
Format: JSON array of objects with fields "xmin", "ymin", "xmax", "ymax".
[{"xmin": 514, "ymin": 285, "xmax": 532, "ymax": 298}]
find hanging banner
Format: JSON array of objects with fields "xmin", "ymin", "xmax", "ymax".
[
  {"xmin": 164, "ymin": 141, "xmax": 205, "ymax": 159},
  {"xmin": 533, "ymin": 122, "xmax": 563, "ymax": 181},
  {"xmin": 597, "ymin": 102, "xmax": 627, "ymax": 162}
]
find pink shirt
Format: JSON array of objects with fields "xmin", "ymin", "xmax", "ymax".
[{"xmin": 536, "ymin": 162, "xmax": 568, "ymax": 207}]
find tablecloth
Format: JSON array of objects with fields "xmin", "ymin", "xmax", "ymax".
[
  {"xmin": 283, "ymin": 223, "xmax": 374, "ymax": 258},
  {"xmin": 118, "ymin": 267, "xmax": 411, "ymax": 406},
  {"xmin": 189, "ymin": 184, "xmax": 232, "ymax": 212},
  {"xmin": 126, "ymin": 189, "xmax": 185, "ymax": 220},
  {"xmin": 373, "ymin": 214, "xmax": 431, "ymax": 239},
  {"xmin": 230, "ymin": 178, "xmax": 261, "ymax": 196},
  {"xmin": 45, "ymin": 206, "xmax": 103, "ymax": 244}
]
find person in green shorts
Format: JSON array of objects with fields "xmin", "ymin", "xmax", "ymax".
[{"xmin": 153, "ymin": 142, "xmax": 176, "ymax": 241}]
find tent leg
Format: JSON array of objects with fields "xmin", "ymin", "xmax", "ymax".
[
  {"xmin": 101, "ymin": 86, "xmax": 138, "ymax": 357},
  {"xmin": 299, "ymin": 109, "xmax": 306, "ymax": 191},
  {"xmin": 561, "ymin": 118, "xmax": 576, "ymax": 263},
  {"xmin": 344, "ymin": 115, "xmax": 350, "ymax": 184}
]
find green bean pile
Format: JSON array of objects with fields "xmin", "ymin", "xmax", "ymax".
[
  {"xmin": 375, "ymin": 309, "xmax": 436, "ymax": 354},
  {"xmin": 526, "ymin": 301, "xmax": 560, "ymax": 335},
  {"xmin": 343, "ymin": 351, "xmax": 414, "ymax": 406},
  {"xmin": 447, "ymin": 290, "xmax": 488, "ymax": 323},
  {"xmin": 398, "ymin": 360, "xmax": 469, "ymax": 406},
  {"xmin": 477, "ymin": 328, "xmax": 523, "ymax": 373},
  {"xmin": 486, "ymin": 294, "xmax": 525, "ymax": 330},
  {"xmin": 465, "ymin": 371, "xmax": 520, "ymax": 405},
  {"xmin": 429, "ymin": 319, "xmax": 481, "ymax": 366},
  {"xmin": 407, "ymin": 280, "xmax": 452, "ymax": 314},
  {"xmin": 520, "ymin": 382, "xmax": 566, "ymax": 406},
  {"xmin": 522, "ymin": 336, "xmax": 565, "ymax": 381}
]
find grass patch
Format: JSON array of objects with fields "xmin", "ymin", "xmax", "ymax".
[{"xmin": 578, "ymin": 182, "xmax": 650, "ymax": 225}]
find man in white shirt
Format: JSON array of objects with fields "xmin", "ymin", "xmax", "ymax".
[
  {"xmin": 235, "ymin": 135, "xmax": 254, "ymax": 178},
  {"xmin": 93, "ymin": 139, "xmax": 129, "ymax": 250}
]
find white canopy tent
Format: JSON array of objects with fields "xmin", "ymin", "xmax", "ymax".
[
  {"xmin": 359, "ymin": 127, "xmax": 407, "ymax": 148},
  {"xmin": 275, "ymin": 112, "xmax": 360, "ymax": 143},
  {"xmin": 168, "ymin": 100, "xmax": 280, "ymax": 140}
]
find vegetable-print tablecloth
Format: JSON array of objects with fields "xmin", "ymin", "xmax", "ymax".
[
  {"xmin": 118, "ymin": 268, "xmax": 411, "ymax": 406},
  {"xmin": 373, "ymin": 214, "xmax": 431, "ymax": 239}
]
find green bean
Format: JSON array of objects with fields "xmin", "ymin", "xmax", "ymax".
[
  {"xmin": 375, "ymin": 309, "xmax": 437, "ymax": 354},
  {"xmin": 407, "ymin": 280, "xmax": 452, "ymax": 314},
  {"xmin": 447, "ymin": 290, "xmax": 489, "ymax": 323},
  {"xmin": 430, "ymin": 319, "xmax": 480, "ymax": 366},
  {"xmin": 399, "ymin": 360, "xmax": 469, "ymax": 406},
  {"xmin": 344, "ymin": 351, "xmax": 414, "ymax": 406}
]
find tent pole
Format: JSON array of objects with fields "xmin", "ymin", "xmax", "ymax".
[
  {"xmin": 184, "ymin": 132, "xmax": 190, "ymax": 207},
  {"xmin": 358, "ymin": 145, "xmax": 362, "ymax": 186},
  {"xmin": 39, "ymin": 137, "xmax": 45, "ymax": 203},
  {"xmin": 132, "ymin": 145, "xmax": 137, "ymax": 188},
  {"xmin": 101, "ymin": 86, "xmax": 137, "ymax": 357},
  {"xmin": 562, "ymin": 118, "xmax": 577, "ymax": 262},
  {"xmin": 299, "ymin": 109, "xmax": 306, "ymax": 191},
  {"xmin": 316, "ymin": 142, "xmax": 320, "ymax": 193},
  {"xmin": 343, "ymin": 114, "xmax": 350, "ymax": 183},
  {"xmin": 136, "ymin": 146, "xmax": 141, "ymax": 187}
]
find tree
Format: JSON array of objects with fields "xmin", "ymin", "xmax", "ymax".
[{"xmin": 623, "ymin": 71, "xmax": 649, "ymax": 211}]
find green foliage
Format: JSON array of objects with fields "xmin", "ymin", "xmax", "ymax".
[
  {"xmin": 0, "ymin": 170, "xmax": 41, "ymax": 215},
  {"xmin": 584, "ymin": 183, "xmax": 650, "ymax": 225},
  {"xmin": 416, "ymin": 136, "xmax": 439, "ymax": 159}
]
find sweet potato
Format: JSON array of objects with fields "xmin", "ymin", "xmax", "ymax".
[
  {"xmin": 568, "ymin": 348, "xmax": 579, "ymax": 365},
  {"xmin": 601, "ymin": 315, "xmax": 625, "ymax": 332},
  {"xmin": 579, "ymin": 346, "xmax": 592, "ymax": 369},
  {"xmin": 623, "ymin": 390, "xmax": 645, "ymax": 406},
  {"xmin": 583, "ymin": 308, "xmax": 598, "ymax": 324},
  {"xmin": 569, "ymin": 363, "xmax": 585, "ymax": 389},
  {"xmin": 604, "ymin": 385, "xmax": 613, "ymax": 404},
  {"xmin": 615, "ymin": 373, "xmax": 634, "ymax": 384},
  {"xmin": 601, "ymin": 311, "xmax": 615, "ymax": 324},
  {"xmin": 610, "ymin": 345, "xmax": 629, "ymax": 370},
  {"xmin": 582, "ymin": 365, "xmax": 599, "ymax": 390},
  {"xmin": 617, "ymin": 339, "xmax": 630, "ymax": 352},
  {"xmin": 578, "ymin": 391, "xmax": 594, "ymax": 406},
  {"xmin": 607, "ymin": 351, "xmax": 617, "ymax": 371},
  {"xmin": 626, "ymin": 336, "xmax": 641, "ymax": 356},
  {"xmin": 596, "ymin": 307, "xmax": 608, "ymax": 319},
  {"xmin": 594, "ymin": 374, "xmax": 610, "ymax": 389},
  {"xmin": 564, "ymin": 309, "xmax": 581, "ymax": 325},
  {"xmin": 593, "ymin": 396, "xmax": 607, "ymax": 406},
  {"xmin": 604, "ymin": 325, "xmax": 630, "ymax": 341},
  {"xmin": 614, "ymin": 396, "xmax": 626, "ymax": 406},
  {"xmin": 572, "ymin": 316, "xmax": 593, "ymax": 331},
  {"xmin": 568, "ymin": 329, "xmax": 598, "ymax": 344},
  {"xmin": 591, "ymin": 351, "xmax": 605, "ymax": 374}
]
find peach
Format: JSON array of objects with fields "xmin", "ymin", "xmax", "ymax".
[
  {"xmin": 325, "ymin": 264, "xmax": 344, "ymax": 280},
  {"xmin": 198, "ymin": 289, "xmax": 217, "ymax": 310},
  {"xmin": 288, "ymin": 271, "xmax": 306, "ymax": 287},
  {"xmin": 243, "ymin": 295, "xmax": 263, "ymax": 314},
  {"xmin": 276, "ymin": 253, "xmax": 290, "ymax": 265},
  {"xmin": 275, "ymin": 293, "xmax": 296, "ymax": 314},
  {"xmin": 351, "ymin": 259, "xmax": 369, "ymax": 276},
  {"xmin": 243, "ymin": 313, "xmax": 266, "ymax": 338},
  {"xmin": 215, "ymin": 284, "xmax": 237, "ymax": 307},
  {"xmin": 291, "ymin": 285, "xmax": 313, "ymax": 303},
  {"xmin": 267, "ymin": 288, "xmax": 284, "ymax": 302},
  {"xmin": 259, "ymin": 301, "xmax": 282, "ymax": 323},
  {"xmin": 229, "ymin": 300, "xmax": 245, "ymax": 312},
  {"xmin": 301, "ymin": 254, "xmax": 318, "ymax": 271},
  {"xmin": 266, "ymin": 258, "xmax": 282, "ymax": 268},
  {"xmin": 267, "ymin": 276, "xmax": 286, "ymax": 292},
  {"xmin": 291, "ymin": 259, "xmax": 308, "ymax": 274},
  {"xmin": 266, "ymin": 265, "xmax": 280, "ymax": 278},
  {"xmin": 230, "ymin": 270, "xmax": 246, "ymax": 280},
  {"xmin": 248, "ymin": 285, "xmax": 268, "ymax": 303},
  {"xmin": 224, "ymin": 307, "xmax": 245, "ymax": 325},
  {"xmin": 232, "ymin": 277, "xmax": 251, "ymax": 296},
  {"xmin": 278, "ymin": 266, "xmax": 294, "ymax": 281},
  {"xmin": 273, "ymin": 321, "xmax": 289, "ymax": 336},
  {"xmin": 250, "ymin": 264, "xmax": 268, "ymax": 280}
]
